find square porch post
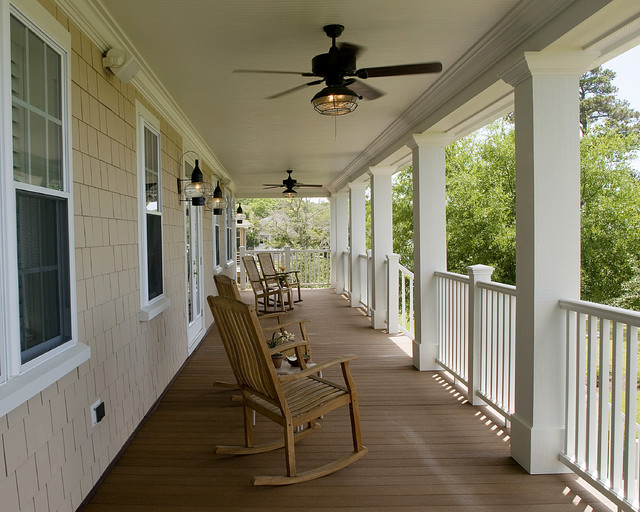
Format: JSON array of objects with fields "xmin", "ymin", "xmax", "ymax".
[
  {"xmin": 332, "ymin": 191, "xmax": 349, "ymax": 295},
  {"xmin": 501, "ymin": 50, "xmax": 596, "ymax": 474},
  {"xmin": 369, "ymin": 165, "xmax": 396, "ymax": 329},
  {"xmin": 349, "ymin": 182, "xmax": 368, "ymax": 308},
  {"xmin": 409, "ymin": 133, "xmax": 454, "ymax": 370}
]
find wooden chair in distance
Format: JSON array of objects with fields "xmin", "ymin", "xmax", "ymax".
[
  {"xmin": 214, "ymin": 273, "xmax": 312, "ymax": 363},
  {"xmin": 242, "ymin": 255, "xmax": 292, "ymax": 313},
  {"xmin": 257, "ymin": 251, "xmax": 302, "ymax": 303},
  {"xmin": 207, "ymin": 295, "xmax": 367, "ymax": 485}
]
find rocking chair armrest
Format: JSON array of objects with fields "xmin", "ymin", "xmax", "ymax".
[
  {"xmin": 259, "ymin": 312, "xmax": 287, "ymax": 323},
  {"xmin": 262, "ymin": 319, "xmax": 311, "ymax": 335},
  {"xmin": 278, "ymin": 355, "xmax": 358, "ymax": 382},
  {"xmin": 268, "ymin": 339, "xmax": 309, "ymax": 356}
]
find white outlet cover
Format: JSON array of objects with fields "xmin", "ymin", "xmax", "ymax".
[{"xmin": 90, "ymin": 398, "xmax": 102, "ymax": 427}]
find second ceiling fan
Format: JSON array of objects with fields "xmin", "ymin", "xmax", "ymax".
[
  {"xmin": 235, "ymin": 24, "xmax": 443, "ymax": 116},
  {"xmin": 263, "ymin": 170, "xmax": 323, "ymax": 197}
]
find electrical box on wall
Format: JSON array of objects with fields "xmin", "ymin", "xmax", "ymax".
[{"xmin": 91, "ymin": 399, "xmax": 105, "ymax": 426}]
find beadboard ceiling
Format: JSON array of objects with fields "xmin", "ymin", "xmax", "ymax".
[{"xmin": 66, "ymin": 0, "xmax": 640, "ymax": 197}]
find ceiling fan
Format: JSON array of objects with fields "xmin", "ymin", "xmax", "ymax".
[
  {"xmin": 234, "ymin": 24, "xmax": 443, "ymax": 116},
  {"xmin": 263, "ymin": 170, "xmax": 323, "ymax": 197}
]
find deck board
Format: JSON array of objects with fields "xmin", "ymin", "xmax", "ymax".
[{"xmin": 81, "ymin": 289, "xmax": 614, "ymax": 511}]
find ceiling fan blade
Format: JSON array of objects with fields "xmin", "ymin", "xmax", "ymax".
[
  {"xmin": 348, "ymin": 79, "xmax": 385, "ymax": 101},
  {"xmin": 234, "ymin": 69, "xmax": 314, "ymax": 76},
  {"xmin": 266, "ymin": 79, "xmax": 324, "ymax": 99},
  {"xmin": 262, "ymin": 184, "xmax": 283, "ymax": 188},
  {"xmin": 296, "ymin": 184, "xmax": 324, "ymax": 188},
  {"xmin": 338, "ymin": 42, "xmax": 363, "ymax": 60},
  {"xmin": 355, "ymin": 62, "xmax": 443, "ymax": 79}
]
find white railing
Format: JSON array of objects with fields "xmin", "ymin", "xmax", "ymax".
[
  {"xmin": 398, "ymin": 263, "xmax": 414, "ymax": 339},
  {"xmin": 559, "ymin": 299, "xmax": 640, "ymax": 512},
  {"xmin": 357, "ymin": 252, "xmax": 370, "ymax": 311},
  {"xmin": 241, "ymin": 247, "xmax": 331, "ymax": 287},
  {"xmin": 435, "ymin": 271, "xmax": 470, "ymax": 385},
  {"xmin": 477, "ymin": 281, "xmax": 516, "ymax": 419}
]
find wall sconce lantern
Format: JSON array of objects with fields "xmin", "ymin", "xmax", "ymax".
[
  {"xmin": 177, "ymin": 158, "xmax": 212, "ymax": 206},
  {"xmin": 206, "ymin": 181, "xmax": 228, "ymax": 215}
]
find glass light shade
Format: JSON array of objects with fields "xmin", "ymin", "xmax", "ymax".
[
  {"xmin": 311, "ymin": 85, "xmax": 359, "ymax": 116},
  {"xmin": 282, "ymin": 188, "xmax": 297, "ymax": 198},
  {"xmin": 206, "ymin": 195, "xmax": 228, "ymax": 210},
  {"xmin": 183, "ymin": 180, "xmax": 213, "ymax": 199}
]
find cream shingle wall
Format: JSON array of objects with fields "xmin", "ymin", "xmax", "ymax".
[{"xmin": 0, "ymin": 1, "xmax": 205, "ymax": 510}]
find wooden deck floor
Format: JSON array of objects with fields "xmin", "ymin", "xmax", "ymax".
[{"xmin": 82, "ymin": 289, "xmax": 614, "ymax": 512}]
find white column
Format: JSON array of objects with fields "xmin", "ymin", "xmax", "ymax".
[
  {"xmin": 502, "ymin": 51, "xmax": 596, "ymax": 474},
  {"xmin": 349, "ymin": 182, "xmax": 368, "ymax": 308},
  {"xmin": 408, "ymin": 133, "xmax": 454, "ymax": 370},
  {"xmin": 329, "ymin": 195, "xmax": 337, "ymax": 288},
  {"xmin": 369, "ymin": 165, "xmax": 395, "ymax": 329},
  {"xmin": 333, "ymin": 191, "xmax": 349, "ymax": 295}
]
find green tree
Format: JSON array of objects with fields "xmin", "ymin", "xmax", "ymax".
[
  {"xmin": 580, "ymin": 66, "xmax": 640, "ymax": 136},
  {"xmin": 239, "ymin": 198, "xmax": 330, "ymax": 249}
]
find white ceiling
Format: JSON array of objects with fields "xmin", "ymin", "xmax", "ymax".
[{"xmin": 70, "ymin": 0, "xmax": 640, "ymax": 198}]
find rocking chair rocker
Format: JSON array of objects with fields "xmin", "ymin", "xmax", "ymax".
[{"xmin": 207, "ymin": 295, "xmax": 367, "ymax": 485}]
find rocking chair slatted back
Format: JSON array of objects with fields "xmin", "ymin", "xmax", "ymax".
[
  {"xmin": 214, "ymin": 274, "xmax": 242, "ymax": 300},
  {"xmin": 241, "ymin": 255, "xmax": 290, "ymax": 312},
  {"xmin": 207, "ymin": 296, "xmax": 281, "ymax": 404}
]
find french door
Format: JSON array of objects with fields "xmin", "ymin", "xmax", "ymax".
[{"xmin": 184, "ymin": 161, "xmax": 205, "ymax": 351}]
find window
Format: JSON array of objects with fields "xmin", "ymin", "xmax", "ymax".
[
  {"xmin": 136, "ymin": 102, "xmax": 170, "ymax": 320},
  {"xmin": 0, "ymin": 0, "xmax": 89, "ymax": 415},
  {"xmin": 225, "ymin": 194, "xmax": 234, "ymax": 263}
]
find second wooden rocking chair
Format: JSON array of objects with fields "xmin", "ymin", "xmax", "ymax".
[{"xmin": 207, "ymin": 296, "xmax": 367, "ymax": 485}]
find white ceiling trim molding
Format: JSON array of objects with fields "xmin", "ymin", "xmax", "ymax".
[
  {"xmin": 328, "ymin": 0, "xmax": 614, "ymax": 194},
  {"xmin": 56, "ymin": 0, "xmax": 232, "ymax": 186}
]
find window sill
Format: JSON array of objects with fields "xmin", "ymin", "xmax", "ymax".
[
  {"xmin": 138, "ymin": 296, "xmax": 171, "ymax": 322},
  {"xmin": 0, "ymin": 342, "xmax": 91, "ymax": 418}
]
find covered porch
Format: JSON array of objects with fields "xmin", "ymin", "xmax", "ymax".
[{"xmin": 82, "ymin": 289, "xmax": 613, "ymax": 511}]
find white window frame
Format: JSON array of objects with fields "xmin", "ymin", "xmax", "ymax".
[
  {"xmin": 213, "ymin": 210, "xmax": 222, "ymax": 272},
  {"xmin": 225, "ymin": 193, "xmax": 234, "ymax": 265},
  {"xmin": 0, "ymin": 0, "xmax": 89, "ymax": 417},
  {"xmin": 136, "ymin": 100, "xmax": 170, "ymax": 321}
]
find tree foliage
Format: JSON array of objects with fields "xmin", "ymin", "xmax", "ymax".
[
  {"xmin": 391, "ymin": 65, "xmax": 640, "ymax": 308},
  {"xmin": 238, "ymin": 198, "xmax": 330, "ymax": 250}
]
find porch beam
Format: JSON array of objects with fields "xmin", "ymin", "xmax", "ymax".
[
  {"xmin": 502, "ymin": 50, "xmax": 597, "ymax": 474},
  {"xmin": 349, "ymin": 182, "xmax": 368, "ymax": 308},
  {"xmin": 408, "ymin": 133, "xmax": 455, "ymax": 370},
  {"xmin": 369, "ymin": 165, "xmax": 396, "ymax": 329}
]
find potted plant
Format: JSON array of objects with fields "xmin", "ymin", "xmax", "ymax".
[{"xmin": 267, "ymin": 330, "xmax": 295, "ymax": 368}]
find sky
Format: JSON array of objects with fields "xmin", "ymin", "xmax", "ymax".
[
  {"xmin": 605, "ymin": 44, "xmax": 640, "ymax": 111},
  {"xmin": 604, "ymin": 43, "xmax": 640, "ymax": 169}
]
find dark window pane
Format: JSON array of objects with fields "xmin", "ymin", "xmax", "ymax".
[
  {"xmin": 16, "ymin": 191, "xmax": 71, "ymax": 363},
  {"xmin": 147, "ymin": 213, "xmax": 163, "ymax": 300},
  {"xmin": 28, "ymin": 31, "xmax": 46, "ymax": 111}
]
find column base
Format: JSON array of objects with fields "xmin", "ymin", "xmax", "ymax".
[
  {"xmin": 510, "ymin": 413, "xmax": 571, "ymax": 474},
  {"xmin": 412, "ymin": 340, "xmax": 440, "ymax": 370},
  {"xmin": 370, "ymin": 308, "xmax": 387, "ymax": 329}
]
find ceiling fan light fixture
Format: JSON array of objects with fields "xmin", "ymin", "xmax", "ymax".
[
  {"xmin": 282, "ymin": 187, "xmax": 297, "ymax": 198},
  {"xmin": 311, "ymin": 85, "xmax": 360, "ymax": 116}
]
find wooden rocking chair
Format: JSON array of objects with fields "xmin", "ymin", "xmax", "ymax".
[
  {"xmin": 241, "ymin": 255, "xmax": 292, "ymax": 313},
  {"xmin": 214, "ymin": 274, "xmax": 310, "ymax": 358},
  {"xmin": 207, "ymin": 295, "xmax": 367, "ymax": 485},
  {"xmin": 257, "ymin": 252, "xmax": 302, "ymax": 303}
]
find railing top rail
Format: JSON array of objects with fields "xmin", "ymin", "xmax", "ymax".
[
  {"xmin": 434, "ymin": 270, "xmax": 469, "ymax": 284},
  {"xmin": 247, "ymin": 248, "xmax": 328, "ymax": 254},
  {"xmin": 398, "ymin": 264, "xmax": 414, "ymax": 280},
  {"xmin": 559, "ymin": 298, "xmax": 640, "ymax": 327},
  {"xmin": 478, "ymin": 281, "xmax": 516, "ymax": 294}
]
